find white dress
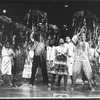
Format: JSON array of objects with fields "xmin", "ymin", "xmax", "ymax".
[
  {"xmin": 1, "ymin": 47, "xmax": 13, "ymax": 75},
  {"xmin": 22, "ymin": 50, "xmax": 34, "ymax": 79},
  {"xmin": 46, "ymin": 46, "xmax": 56, "ymax": 72}
]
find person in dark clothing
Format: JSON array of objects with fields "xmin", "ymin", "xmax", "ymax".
[
  {"xmin": 30, "ymin": 34, "xmax": 50, "ymax": 87},
  {"xmin": 12, "ymin": 56, "xmax": 17, "ymax": 83}
]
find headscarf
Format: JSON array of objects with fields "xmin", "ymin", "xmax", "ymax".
[{"xmin": 72, "ymin": 35, "xmax": 78, "ymax": 44}]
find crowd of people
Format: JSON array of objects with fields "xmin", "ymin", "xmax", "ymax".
[{"xmin": 0, "ymin": 25, "xmax": 100, "ymax": 92}]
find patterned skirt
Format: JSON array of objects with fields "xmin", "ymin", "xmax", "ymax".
[{"xmin": 47, "ymin": 56, "xmax": 68, "ymax": 75}]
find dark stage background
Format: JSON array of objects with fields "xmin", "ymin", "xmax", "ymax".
[{"xmin": 0, "ymin": 1, "xmax": 100, "ymax": 38}]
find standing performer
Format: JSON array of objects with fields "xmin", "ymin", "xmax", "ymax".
[
  {"xmin": 46, "ymin": 35, "xmax": 56, "ymax": 81},
  {"xmin": 56, "ymin": 37, "xmax": 75, "ymax": 86},
  {"xmin": 66, "ymin": 37, "xmax": 75, "ymax": 86},
  {"xmin": 1, "ymin": 42, "xmax": 14, "ymax": 86},
  {"xmin": 30, "ymin": 34, "xmax": 50, "ymax": 87},
  {"xmin": 11, "ymin": 47, "xmax": 18, "ymax": 85},
  {"xmin": 71, "ymin": 33, "xmax": 94, "ymax": 91},
  {"xmin": 22, "ymin": 46, "xmax": 34, "ymax": 84},
  {"xmin": 96, "ymin": 36, "xmax": 100, "ymax": 70},
  {"xmin": 50, "ymin": 38, "xmax": 68, "ymax": 90},
  {"xmin": 88, "ymin": 41, "xmax": 99, "ymax": 85}
]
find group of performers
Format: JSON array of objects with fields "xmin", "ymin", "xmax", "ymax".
[
  {"xmin": 46, "ymin": 26, "xmax": 100, "ymax": 91},
  {"xmin": 0, "ymin": 26, "xmax": 100, "ymax": 92}
]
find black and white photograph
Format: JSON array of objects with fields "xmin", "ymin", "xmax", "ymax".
[{"xmin": 0, "ymin": 0, "xmax": 100, "ymax": 99}]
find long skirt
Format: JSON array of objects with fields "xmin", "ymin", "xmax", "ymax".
[
  {"xmin": 22, "ymin": 60, "xmax": 32, "ymax": 79},
  {"xmin": 1, "ymin": 56, "xmax": 12, "ymax": 76}
]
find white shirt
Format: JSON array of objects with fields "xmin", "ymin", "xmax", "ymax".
[
  {"xmin": 56, "ymin": 44, "xmax": 68, "ymax": 55},
  {"xmin": 67, "ymin": 42, "xmax": 75, "ymax": 57}
]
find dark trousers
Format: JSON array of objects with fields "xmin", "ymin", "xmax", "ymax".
[
  {"xmin": 12, "ymin": 57, "xmax": 17, "ymax": 76},
  {"xmin": 57, "ymin": 75, "xmax": 62, "ymax": 83},
  {"xmin": 51, "ymin": 74, "xmax": 67, "ymax": 89},
  {"xmin": 11, "ymin": 57, "xmax": 17, "ymax": 84},
  {"xmin": 30, "ymin": 55, "xmax": 48, "ymax": 85}
]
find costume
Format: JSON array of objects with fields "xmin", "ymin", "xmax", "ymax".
[
  {"xmin": 30, "ymin": 41, "xmax": 49, "ymax": 85},
  {"xmin": 73, "ymin": 41, "xmax": 92, "ymax": 84},
  {"xmin": 89, "ymin": 47, "xmax": 99, "ymax": 77},
  {"xmin": 22, "ymin": 50, "xmax": 34, "ymax": 78},
  {"xmin": 66, "ymin": 42, "xmax": 75, "ymax": 76},
  {"xmin": 49, "ymin": 44, "xmax": 68, "ymax": 75},
  {"xmin": 46, "ymin": 46, "xmax": 56, "ymax": 72},
  {"xmin": 1, "ymin": 46, "xmax": 13, "ymax": 76}
]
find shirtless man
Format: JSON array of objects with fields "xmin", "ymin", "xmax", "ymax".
[{"xmin": 30, "ymin": 34, "xmax": 50, "ymax": 87}]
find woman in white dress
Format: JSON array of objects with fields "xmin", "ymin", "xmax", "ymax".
[
  {"xmin": 22, "ymin": 44, "xmax": 34, "ymax": 84},
  {"xmin": 1, "ymin": 43, "xmax": 14, "ymax": 86}
]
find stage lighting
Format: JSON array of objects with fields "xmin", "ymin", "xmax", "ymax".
[
  {"xmin": 65, "ymin": 5, "xmax": 68, "ymax": 7},
  {"xmin": 3, "ymin": 9, "xmax": 6, "ymax": 13}
]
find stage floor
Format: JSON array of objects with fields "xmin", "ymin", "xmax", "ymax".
[{"xmin": 0, "ymin": 72, "xmax": 100, "ymax": 98}]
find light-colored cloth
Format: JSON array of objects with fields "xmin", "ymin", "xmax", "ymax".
[
  {"xmin": 64, "ymin": 43, "xmax": 68, "ymax": 50},
  {"xmin": 73, "ymin": 41, "xmax": 92, "ymax": 79},
  {"xmin": 47, "ymin": 46, "xmax": 56, "ymax": 61},
  {"xmin": 1, "ymin": 47, "xmax": 13, "ymax": 75},
  {"xmin": 66, "ymin": 42, "xmax": 75, "ymax": 76},
  {"xmin": 46, "ymin": 46, "xmax": 56, "ymax": 72},
  {"xmin": 67, "ymin": 57, "xmax": 74, "ymax": 76},
  {"xmin": 67, "ymin": 42, "xmax": 75, "ymax": 57},
  {"xmin": 56, "ymin": 45, "xmax": 67, "ymax": 55},
  {"xmin": 74, "ymin": 42, "xmax": 90, "ymax": 61},
  {"xmin": 47, "ymin": 46, "xmax": 52, "ymax": 61},
  {"xmin": 73, "ymin": 59, "xmax": 92, "ymax": 79},
  {"xmin": 72, "ymin": 35, "xmax": 78, "ymax": 44},
  {"xmin": 29, "ymin": 50, "xmax": 34, "ymax": 59},
  {"xmin": 22, "ymin": 50, "xmax": 33, "ymax": 78}
]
